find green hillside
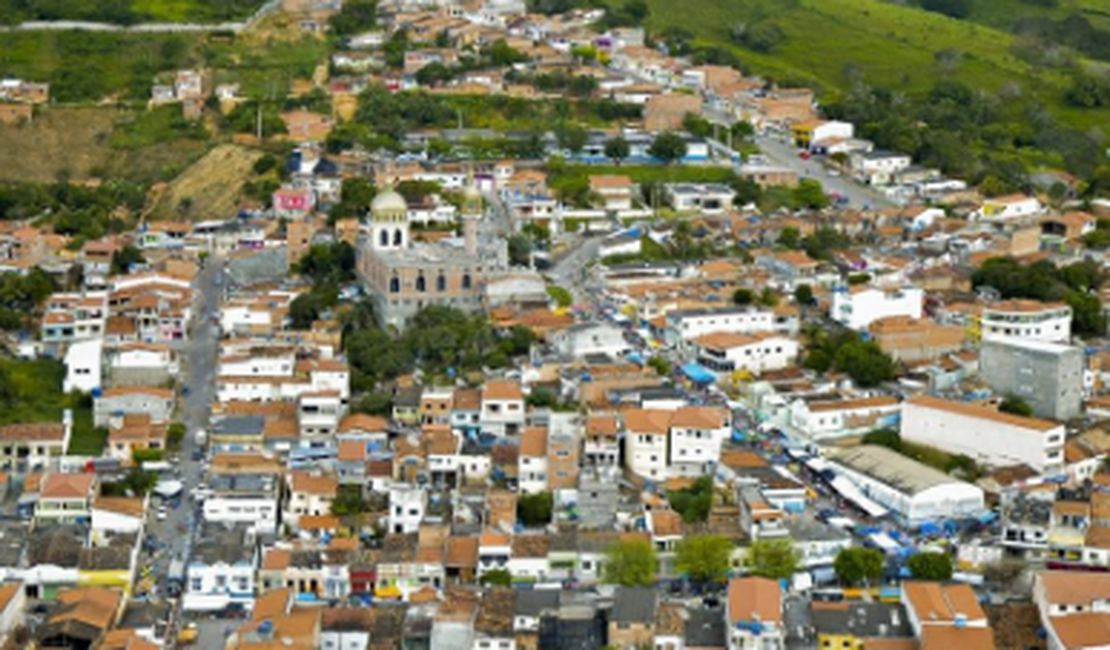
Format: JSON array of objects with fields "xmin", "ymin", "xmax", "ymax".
[{"xmin": 0, "ymin": 0, "xmax": 265, "ymax": 24}]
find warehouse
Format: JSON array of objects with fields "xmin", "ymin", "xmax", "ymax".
[
  {"xmin": 828, "ymin": 445, "xmax": 985, "ymax": 526},
  {"xmin": 901, "ymin": 395, "xmax": 1065, "ymax": 474}
]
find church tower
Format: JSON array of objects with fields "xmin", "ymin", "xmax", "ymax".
[
  {"xmin": 462, "ymin": 176, "xmax": 482, "ymax": 257},
  {"xmin": 369, "ymin": 185, "xmax": 409, "ymax": 253}
]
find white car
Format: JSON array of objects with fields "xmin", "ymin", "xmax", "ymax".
[{"xmin": 157, "ymin": 506, "xmax": 168, "ymax": 521}]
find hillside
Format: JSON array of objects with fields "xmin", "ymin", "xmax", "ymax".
[
  {"xmin": 634, "ymin": 0, "xmax": 1110, "ymax": 130},
  {"xmin": 149, "ymin": 144, "xmax": 263, "ymax": 220},
  {"xmin": 0, "ymin": 0, "xmax": 266, "ymax": 24}
]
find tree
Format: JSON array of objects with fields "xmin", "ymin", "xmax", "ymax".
[
  {"xmin": 605, "ymin": 136, "xmax": 631, "ymax": 165},
  {"xmin": 675, "ymin": 535, "xmax": 734, "ymax": 583},
  {"xmin": 668, "ymin": 476, "xmax": 714, "ymax": 523},
  {"xmin": 793, "ymin": 178, "xmax": 831, "ymax": 210},
  {"xmin": 998, "ymin": 395, "xmax": 1034, "ymax": 417},
  {"xmin": 647, "ymin": 356, "xmax": 672, "ymax": 376},
  {"xmin": 907, "ymin": 552, "xmax": 953, "ymax": 581},
  {"xmin": 777, "ymin": 227, "xmax": 801, "ymax": 249},
  {"xmin": 834, "ymin": 548, "xmax": 885, "ymax": 585},
  {"xmin": 357, "ymin": 391, "xmax": 392, "ymax": 416},
  {"xmin": 556, "ymin": 123, "xmax": 589, "ymax": 155},
  {"xmin": 731, "ymin": 120, "xmax": 755, "ymax": 141},
  {"xmin": 110, "ymin": 244, "xmax": 144, "ymax": 275},
  {"xmin": 744, "ymin": 538, "xmax": 800, "ymax": 580},
  {"xmin": 982, "ymin": 558, "xmax": 1025, "ymax": 592},
  {"xmin": 480, "ymin": 569, "xmax": 513, "ymax": 587},
  {"xmin": 757, "ymin": 287, "xmax": 779, "ymax": 307},
  {"xmin": 167, "ymin": 422, "xmax": 186, "ymax": 449},
  {"xmin": 517, "ymin": 491, "xmax": 554, "ymax": 527},
  {"xmin": 508, "ymin": 234, "xmax": 533, "ymax": 266},
  {"xmin": 648, "ymin": 131, "xmax": 688, "ymax": 165},
  {"xmin": 682, "ymin": 112, "xmax": 713, "ymax": 138},
  {"xmin": 604, "ymin": 539, "xmax": 658, "ymax": 587},
  {"xmin": 487, "ymin": 39, "xmax": 527, "ymax": 67},
  {"xmin": 733, "ymin": 288, "xmax": 754, "ymax": 305},
  {"xmin": 332, "ymin": 487, "xmax": 366, "ymax": 516},
  {"xmin": 415, "ymin": 62, "xmax": 454, "ymax": 87},
  {"xmin": 547, "ymin": 285, "xmax": 573, "ymax": 309},
  {"xmin": 735, "ymin": 21, "xmax": 786, "ymax": 53},
  {"xmin": 794, "ymin": 284, "xmax": 815, "ymax": 306},
  {"xmin": 289, "ymin": 294, "xmax": 322, "ymax": 330},
  {"xmin": 833, "ymin": 340, "xmax": 896, "ymax": 387}
]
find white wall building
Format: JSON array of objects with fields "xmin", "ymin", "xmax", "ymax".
[
  {"xmin": 623, "ymin": 410, "xmax": 670, "ymax": 481},
  {"xmin": 831, "ymin": 286, "xmax": 924, "ymax": 331},
  {"xmin": 981, "ymin": 300, "xmax": 1072, "ymax": 344},
  {"xmin": 664, "ymin": 307, "xmax": 774, "ymax": 346},
  {"xmin": 693, "ymin": 332, "xmax": 798, "ymax": 375},
  {"xmin": 828, "ymin": 445, "xmax": 985, "ymax": 526},
  {"xmin": 63, "ymin": 339, "xmax": 103, "ymax": 393},
  {"xmin": 901, "ymin": 396, "xmax": 1065, "ymax": 473},
  {"xmin": 789, "ymin": 397, "xmax": 901, "ymax": 441},
  {"xmin": 387, "ymin": 484, "xmax": 426, "ymax": 535}
]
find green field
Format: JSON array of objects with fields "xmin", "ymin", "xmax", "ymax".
[
  {"xmin": 965, "ymin": 0, "xmax": 1110, "ymax": 34},
  {"xmin": 0, "ymin": 0, "xmax": 265, "ymax": 25},
  {"xmin": 0, "ymin": 358, "xmax": 103, "ymax": 456},
  {"xmin": 632, "ymin": 0, "xmax": 1110, "ymax": 131}
]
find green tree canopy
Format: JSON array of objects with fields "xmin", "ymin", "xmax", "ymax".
[
  {"xmin": 604, "ymin": 538, "xmax": 658, "ymax": 587},
  {"xmin": 907, "ymin": 552, "xmax": 953, "ymax": 581},
  {"xmin": 998, "ymin": 395, "xmax": 1034, "ymax": 417},
  {"xmin": 667, "ymin": 476, "xmax": 714, "ymax": 524},
  {"xmin": 648, "ymin": 131, "xmax": 688, "ymax": 164},
  {"xmin": 834, "ymin": 547, "xmax": 885, "ymax": 585},
  {"xmin": 517, "ymin": 491, "xmax": 554, "ymax": 527},
  {"xmin": 675, "ymin": 535, "xmax": 734, "ymax": 583},
  {"xmin": 744, "ymin": 538, "xmax": 800, "ymax": 580},
  {"xmin": 605, "ymin": 136, "xmax": 631, "ymax": 164}
]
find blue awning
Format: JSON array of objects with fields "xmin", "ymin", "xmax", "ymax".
[{"xmin": 681, "ymin": 362, "xmax": 715, "ymax": 384}]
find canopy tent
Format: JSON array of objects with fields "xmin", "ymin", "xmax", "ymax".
[
  {"xmin": 680, "ymin": 362, "xmax": 715, "ymax": 385},
  {"xmin": 830, "ymin": 476, "xmax": 890, "ymax": 519}
]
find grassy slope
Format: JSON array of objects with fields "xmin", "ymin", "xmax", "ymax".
[
  {"xmin": 965, "ymin": 0, "xmax": 1110, "ymax": 33},
  {"xmin": 636, "ymin": 0, "xmax": 1110, "ymax": 130},
  {"xmin": 0, "ymin": 358, "xmax": 102, "ymax": 455},
  {"xmin": 151, "ymin": 144, "xmax": 263, "ymax": 220}
]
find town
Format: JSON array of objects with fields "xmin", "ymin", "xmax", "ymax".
[{"xmin": 2, "ymin": 0, "xmax": 1110, "ymax": 649}]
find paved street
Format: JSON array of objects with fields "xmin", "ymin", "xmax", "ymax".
[
  {"xmin": 548, "ymin": 234, "xmax": 604, "ymax": 305},
  {"xmin": 752, "ymin": 133, "xmax": 895, "ymax": 210}
]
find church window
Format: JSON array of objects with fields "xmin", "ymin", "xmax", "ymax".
[
  {"xmin": 416, "ymin": 274, "xmax": 426, "ymax": 292},
  {"xmin": 389, "ymin": 276, "xmax": 400, "ymax": 293},
  {"xmin": 379, "ymin": 229, "xmax": 388, "ymax": 247},
  {"xmin": 436, "ymin": 274, "xmax": 447, "ymax": 292},
  {"xmin": 462, "ymin": 273, "xmax": 472, "ymax": 290}
]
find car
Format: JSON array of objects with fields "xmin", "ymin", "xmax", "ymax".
[{"xmin": 157, "ymin": 506, "xmax": 168, "ymax": 521}]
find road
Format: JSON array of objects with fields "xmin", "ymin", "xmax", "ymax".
[
  {"xmin": 701, "ymin": 104, "xmax": 895, "ymax": 210},
  {"xmin": 547, "ymin": 234, "xmax": 604, "ymax": 306},
  {"xmin": 141, "ymin": 256, "xmax": 223, "ymax": 642}
]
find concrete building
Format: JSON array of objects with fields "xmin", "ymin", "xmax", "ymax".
[
  {"xmin": 692, "ymin": 331, "xmax": 799, "ymax": 375},
  {"xmin": 828, "ymin": 445, "xmax": 985, "ymax": 525},
  {"xmin": 357, "ymin": 182, "xmax": 506, "ymax": 330},
  {"xmin": 550, "ymin": 322, "xmax": 629, "ymax": 360},
  {"xmin": 901, "ymin": 395, "xmax": 1065, "ymax": 474},
  {"xmin": 981, "ymin": 338, "xmax": 1084, "ymax": 421},
  {"xmin": 789, "ymin": 396, "xmax": 901, "ymax": 441},
  {"xmin": 868, "ymin": 316, "xmax": 965, "ymax": 363},
  {"xmin": 980, "ymin": 300, "xmax": 1072, "ymax": 344},
  {"xmin": 830, "ymin": 285, "xmax": 924, "ymax": 331},
  {"xmin": 663, "ymin": 306, "xmax": 775, "ymax": 347}
]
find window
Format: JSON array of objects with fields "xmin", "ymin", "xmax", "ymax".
[
  {"xmin": 379, "ymin": 230, "xmax": 388, "ymax": 247},
  {"xmin": 393, "ymin": 229, "xmax": 403, "ymax": 246},
  {"xmin": 389, "ymin": 276, "xmax": 400, "ymax": 293},
  {"xmin": 436, "ymin": 274, "xmax": 447, "ymax": 292},
  {"xmin": 415, "ymin": 274, "xmax": 426, "ymax": 292},
  {"xmin": 462, "ymin": 273, "xmax": 472, "ymax": 289}
]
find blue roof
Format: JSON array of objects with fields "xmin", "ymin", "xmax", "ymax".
[{"xmin": 681, "ymin": 363, "xmax": 715, "ymax": 384}]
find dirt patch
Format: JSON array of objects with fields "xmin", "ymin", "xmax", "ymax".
[
  {"xmin": 150, "ymin": 143, "xmax": 262, "ymax": 220},
  {"xmin": 0, "ymin": 106, "xmax": 119, "ymax": 183}
]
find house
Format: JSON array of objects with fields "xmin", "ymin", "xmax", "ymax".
[
  {"xmin": 589, "ymin": 175, "xmax": 635, "ymax": 211},
  {"xmin": 692, "ymin": 331, "xmax": 799, "ymax": 375},
  {"xmin": 1034, "ymin": 571, "xmax": 1110, "ymax": 650},
  {"xmin": 902, "ymin": 582, "xmax": 995, "ymax": 650},
  {"xmin": 726, "ymin": 577, "xmax": 783, "ymax": 650},
  {"xmin": 551, "ymin": 322, "xmax": 629, "ymax": 359},
  {"xmin": 37, "ymin": 586, "xmax": 123, "ymax": 650},
  {"xmin": 35, "ymin": 473, "xmax": 97, "ymax": 526},
  {"xmin": 975, "ymin": 194, "xmax": 1044, "ymax": 223},
  {"xmin": 831, "ymin": 285, "xmax": 924, "ymax": 331},
  {"xmin": 851, "ymin": 150, "xmax": 913, "ymax": 186},
  {"xmin": 63, "ymin": 339, "xmax": 103, "ymax": 393},
  {"xmin": 868, "ymin": 316, "xmax": 966, "ymax": 363},
  {"xmin": 668, "ymin": 407, "xmax": 730, "ymax": 478},
  {"xmin": 183, "ymin": 524, "xmax": 257, "ymax": 612},
  {"xmin": 623, "ymin": 409, "xmax": 671, "ymax": 481},
  {"xmin": 663, "ymin": 184, "xmax": 737, "ymax": 215},
  {"xmin": 481, "ymin": 380, "xmax": 525, "ymax": 436},
  {"xmin": 284, "ymin": 470, "xmax": 338, "ymax": 529},
  {"xmin": 792, "ymin": 120, "xmax": 854, "ymax": 151},
  {"xmin": 609, "ymin": 587, "xmax": 658, "ymax": 649},
  {"xmin": 473, "ymin": 587, "xmax": 516, "ymax": 650},
  {"xmin": 106, "ymin": 414, "xmax": 168, "ymax": 464},
  {"xmin": 0, "ymin": 582, "xmax": 24, "ymax": 648},
  {"xmin": 93, "ymin": 386, "xmax": 174, "ymax": 428},
  {"xmin": 788, "ymin": 396, "xmax": 901, "ymax": 441},
  {"xmin": 901, "ymin": 395, "xmax": 1065, "ymax": 474},
  {"xmin": 0, "ymin": 422, "xmax": 71, "ymax": 473}
]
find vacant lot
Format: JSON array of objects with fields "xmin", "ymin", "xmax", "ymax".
[
  {"xmin": 151, "ymin": 143, "xmax": 263, "ymax": 220},
  {"xmin": 0, "ymin": 357, "xmax": 102, "ymax": 455}
]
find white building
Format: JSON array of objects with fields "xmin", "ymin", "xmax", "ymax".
[
  {"xmin": 551, "ymin": 322, "xmax": 629, "ymax": 359},
  {"xmin": 667, "ymin": 407, "xmax": 730, "ymax": 478},
  {"xmin": 663, "ymin": 183, "xmax": 736, "ymax": 215},
  {"xmin": 623, "ymin": 409, "xmax": 671, "ymax": 481},
  {"xmin": 63, "ymin": 339, "xmax": 103, "ymax": 393},
  {"xmin": 693, "ymin": 331, "xmax": 798, "ymax": 375},
  {"xmin": 981, "ymin": 300, "xmax": 1072, "ymax": 344},
  {"xmin": 387, "ymin": 484, "xmax": 426, "ymax": 535},
  {"xmin": 663, "ymin": 307, "xmax": 774, "ymax": 347},
  {"xmin": 851, "ymin": 150, "xmax": 913, "ymax": 186},
  {"xmin": 518, "ymin": 426, "xmax": 548, "ymax": 495},
  {"xmin": 831, "ymin": 285, "xmax": 923, "ymax": 331},
  {"xmin": 901, "ymin": 395, "xmax": 1065, "ymax": 474},
  {"xmin": 481, "ymin": 380, "xmax": 525, "ymax": 437},
  {"xmin": 975, "ymin": 194, "xmax": 1044, "ymax": 223},
  {"xmin": 789, "ymin": 397, "xmax": 901, "ymax": 441},
  {"xmin": 1034, "ymin": 571, "xmax": 1110, "ymax": 650},
  {"xmin": 828, "ymin": 445, "xmax": 985, "ymax": 525},
  {"xmin": 202, "ymin": 473, "xmax": 280, "ymax": 535},
  {"xmin": 726, "ymin": 577, "xmax": 783, "ymax": 650},
  {"xmin": 183, "ymin": 526, "xmax": 257, "ymax": 612}
]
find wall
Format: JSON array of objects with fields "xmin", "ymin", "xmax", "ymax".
[{"xmin": 980, "ymin": 340, "xmax": 1083, "ymax": 421}]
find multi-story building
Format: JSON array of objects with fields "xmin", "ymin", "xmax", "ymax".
[
  {"xmin": 831, "ymin": 285, "xmax": 924, "ymax": 331},
  {"xmin": 726, "ymin": 577, "xmax": 783, "ymax": 650},
  {"xmin": 0, "ymin": 422, "xmax": 71, "ymax": 473},
  {"xmin": 980, "ymin": 338, "xmax": 1084, "ymax": 421},
  {"xmin": 693, "ymin": 331, "xmax": 799, "ymax": 375},
  {"xmin": 184, "ymin": 525, "xmax": 257, "ymax": 612},
  {"xmin": 980, "ymin": 300, "xmax": 1072, "ymax": 344},
  {"xmin": 901, "ymin": 395, "xmax": 1065, "ymax": 474}
]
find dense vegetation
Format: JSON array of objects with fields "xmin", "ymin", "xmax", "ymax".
[
  {"xmin": 0, "ymin": 0, "xmax": 265, "ymax": 24},
  {"xmin": 972, "ymin": 256, "xmax": 1107, "ymax": 337},
  {"xmin": 0, "ymin": 267, "xmax": 57, "ymax": 331},
  {"xmin": 804, "ymin": 329, "xmax": 897, "ymax": 388},
  {"xmin": 862, "ymin": 428, "xmax": 980, "ymax": 479},
  {"xmin": 0, "ymin": 358, "xmax": 103, "ymax": 455}
]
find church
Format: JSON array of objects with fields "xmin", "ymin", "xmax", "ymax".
[{"xmin": 356, "ymin": 182, "xmax": 507, "ymax": 330}]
